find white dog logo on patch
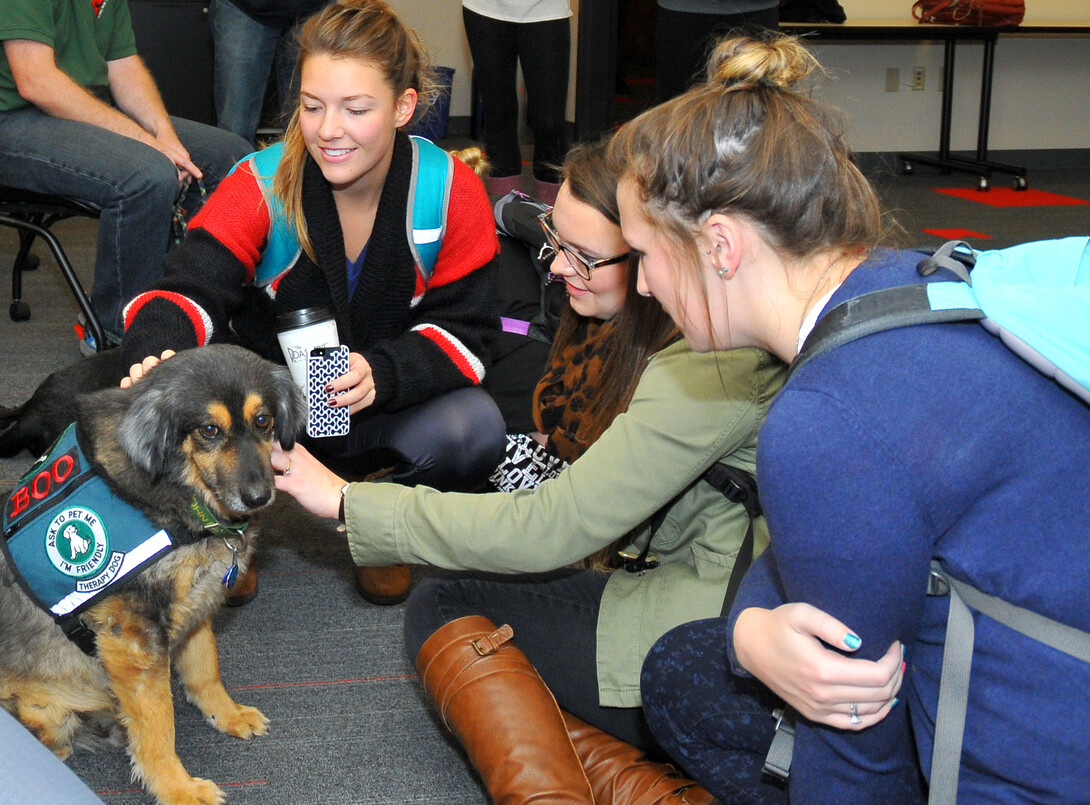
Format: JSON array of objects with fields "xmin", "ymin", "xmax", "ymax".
[
  {"xmin": 65, "ymin": 524, "xmax": 90, "ymax": 559},
  {"xmin": 46, "ymin": 507, "xmax": 110, "ymax": 578}
]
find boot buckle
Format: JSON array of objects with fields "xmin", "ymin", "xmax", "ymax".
[{"xmin": 471, "ymin": 624, "xmax": 515, "ymax": 656}]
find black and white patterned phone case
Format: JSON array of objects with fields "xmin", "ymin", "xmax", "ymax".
[{"xmin": 306, "ymin": 345, "xmax": 350, "ymax": 438}]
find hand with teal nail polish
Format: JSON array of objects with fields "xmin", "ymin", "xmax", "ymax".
[{"xmin": 734, "ymin": 603, "xmax": 904, "ymax": 730}]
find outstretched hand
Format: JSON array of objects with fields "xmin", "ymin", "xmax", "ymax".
[
  {"xmin": 271, "ymin": 442, "xmax": 346, "ymax": 521},
  {"xmin": 120, "ymin": 350, "xmax": 176, "ymax": 388},
  {"xmin": 733, "ymin": 603, "xmax": 903, "ymax": 730}
]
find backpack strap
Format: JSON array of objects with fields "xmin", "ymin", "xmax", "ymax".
[
  {"xmin": 621, "ymin": 463, "xmax": 760, "ymax": 613},
  {"xmin": 700, "ymin": 463, "xmax": 761, "ymax": 617},
  {"xmin": 926, "ymin": 561, "xmax": 1090, "ymax": 805},
  {"xmin": 407, "ymin": 135, "xmax": 453, "ymax": 283},
  {"xmin": 240, "ymin": 143, "xmax": 303, "ymax": 288},
  {"xmin": 789, "ymin": 283, "xmax": 984, "ymax": 383}
]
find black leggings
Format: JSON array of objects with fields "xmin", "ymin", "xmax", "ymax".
[
  {"xmin": 403, "ymin": 570, "xmax": 663, "ymax": 753},
  {"xmin": 462, "ymin": 8, "xmax": 570, "ymax": 182},
  {"xmin": 307, "ymin": 386, "xmax": 505, "ymax": 491},
  {"xmin": 655, "ymin": 6, "xmax": 779, "ymax": 103}
]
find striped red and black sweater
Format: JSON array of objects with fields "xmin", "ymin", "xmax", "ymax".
[{"xmin": 121, "ymin": 131, "xmax": 500, "ymax": 412}]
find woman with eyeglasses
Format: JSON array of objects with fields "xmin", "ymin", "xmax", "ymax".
[
  {"xmin": 272, "ymin": 135, "xmax": 786, "ymax": 803},
  {"xmin": 486, "ymin": 142, "xmax": 679, "ymax": 494}
]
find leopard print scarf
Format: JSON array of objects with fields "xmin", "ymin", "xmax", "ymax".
[{"xmin": 532, "ymin": 318, "xmax": 616, "ymax": 464}]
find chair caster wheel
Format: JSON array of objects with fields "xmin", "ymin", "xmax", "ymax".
[
  {"xmin": 1012, "ymin": 176, "xmax": 1027, "ymax": 191},
  {"xmin": 10, "ymin": 300, "xmax": 31, "ymax": 321},
  {"xmin": 20, "ymin": 253, "xmax": 40, "ymax": 271}
]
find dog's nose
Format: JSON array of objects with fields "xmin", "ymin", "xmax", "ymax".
[{"xmin": 240, "ymin": 486, "xmax": 272, "ymax": 509}]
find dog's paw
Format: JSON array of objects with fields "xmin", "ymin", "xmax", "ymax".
[
  {"xmin": 209, "ymin": 702, "xmax": 269, "ymax": 739},
  {"xmin": 157, "ymin": 776, "xmax": 225, "ymax": 805}
]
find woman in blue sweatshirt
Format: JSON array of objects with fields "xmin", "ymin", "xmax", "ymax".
[{"xmin": 609, "ymin": 32, "xmax": 1090, "ymax": 805}]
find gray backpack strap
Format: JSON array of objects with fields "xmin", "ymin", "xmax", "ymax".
[
  {"xmin": 763, "ymin": 707, "xmax": 797, "ymax": 781},
  {"xmin": 788, "ymin": 284, "xmax": 983, "ymax": 383},
  {"xmin": 927, "ymin": 561, "xmax": 1090, "ymax": 804}
]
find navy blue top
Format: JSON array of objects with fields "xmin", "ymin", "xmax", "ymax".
[{"xmin": 732, "ymin": 248, "xmax": 1090, "ymax": 803}]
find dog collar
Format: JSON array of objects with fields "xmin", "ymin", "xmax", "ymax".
[{"xmin": 187, "ymin": 497, "xmax": 249, "ymax": 539}]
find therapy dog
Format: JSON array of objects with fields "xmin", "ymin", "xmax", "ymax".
[{"xmin": 0, "ymin": 344, "xmax": 305, "ymax": 805}]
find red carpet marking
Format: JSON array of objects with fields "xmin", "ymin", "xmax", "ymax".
[
  {"xmin": 230, "ymin": 673, "xmax": 415, "ymax": 691},
  {"xmin": 922, "ymin": 227, "xmax": 991, "ymax": 239},
  {"xmin": 933, "ymin": 187, "xmax": 1089, "ymax": 207}
]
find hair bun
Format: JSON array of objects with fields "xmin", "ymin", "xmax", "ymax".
[{"xmin": 706, "ymin": 34, "xmax": 818, "ymax": 91}]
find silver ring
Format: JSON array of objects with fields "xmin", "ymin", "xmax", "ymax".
[
  {"xmin": 848, "ymin": 703, "xmax": 860, "ymax": 725},
  {"xmin": 283, "ymin": 459, "xmax": 292, "ymax": 476}
]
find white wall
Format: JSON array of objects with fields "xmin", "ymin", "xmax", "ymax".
[
  {"xmin": 386, "ymin": 0, "xmax": 580, "ymax": 121},
  {"xmin": 801, "ymin": 0, "xmax": 1090, "ymax": 152}
]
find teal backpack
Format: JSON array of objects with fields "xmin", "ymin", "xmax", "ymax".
[
  {"xmin": 769, "ymin": 237, "xmax": 1090, "ymax": 804},
  {"xmin": 238, "ymin": 135, "xmax": 453, "ymax": 289}
]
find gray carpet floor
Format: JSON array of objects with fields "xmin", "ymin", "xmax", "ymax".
[{"xmin": 2, "ymin": 157, "xmax": 1089, "ymax": 803}]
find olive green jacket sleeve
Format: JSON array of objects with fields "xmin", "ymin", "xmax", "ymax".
[{"xmin": 343, "ymin": 341, "xmax": 785, "ymax": 704}]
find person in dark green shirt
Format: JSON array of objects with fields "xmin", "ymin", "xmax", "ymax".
[{"xmin": 0, "ymin": 0, "xmax": 251, "ymax": 348}]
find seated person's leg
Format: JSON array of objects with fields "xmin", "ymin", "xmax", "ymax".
[
  {"xmin": 0, "ymin": 108, "xmax": 180, "ymax": 344},
  {"xmin": 641, "ymin": 618, "xmax": 788, "ymax": 804},
  {"xmin": 326, "ymin": 386, "xmax": 506, "ymax": 491},
  {"xmin": 404, "ymin": 571, "xmax": 657, "ymax": 750},
  {"xmin": 168, "ymin": 116, "xmax": 252, "ymax": 216}
]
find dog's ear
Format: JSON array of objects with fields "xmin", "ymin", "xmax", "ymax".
[
  {"xmin": 270, "ymin": 365, "xmax": 307, "ymax": 450},
  {"xmin": 116, "ymin": 380, "xmax": 184, "ymax": 479}
]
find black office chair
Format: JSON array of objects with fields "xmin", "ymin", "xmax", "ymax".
[{"xmin": 0, "ymin": 185, "xmax": 107, "ymax": 351}]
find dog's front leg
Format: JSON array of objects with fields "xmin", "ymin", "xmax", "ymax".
[
  {"xmin": 94, "ymin": 605, "xmax": 226, "ymax": 805},
  {"xmin": 176, "ymin": 619, "xmax": 269, "ymax": 739}
]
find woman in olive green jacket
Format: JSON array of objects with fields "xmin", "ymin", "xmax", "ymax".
[
  {"xmin": 276, "ymin": 340, "xmax": 783, "ymax": 801},
  {"xmin": 270, "ymin": 131, "xmax": 785, "ymax": 805}
]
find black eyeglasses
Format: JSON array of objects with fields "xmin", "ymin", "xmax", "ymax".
[{"xmin": 537, "ymin": 209, "xmax": 631, "ymax": 281}]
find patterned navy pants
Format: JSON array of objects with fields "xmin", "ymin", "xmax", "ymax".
[{"xmin": 640, "ymin": 617, "xmax": 789, "ymax": 804}]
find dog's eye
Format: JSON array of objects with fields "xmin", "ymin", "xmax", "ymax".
[
  {"xmin": 255, "ymin": 413, "xmax": 273, "ymax": 431},
  {"xmin": 200, "ymin": 424, "xmax": 220, "ymax": 439}
]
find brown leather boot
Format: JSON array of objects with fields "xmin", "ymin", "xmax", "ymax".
[
  {"xmin": 562, "ymin": 712, "xmax": 717, "ymax": 804},
  {"xmin": 415, "ymin": 616, "xmax": 595, "ymax": 804},
  {"xmin": 355, "ymin": 564, "xmax": 412, "ymax": 605},
  {"xmin": 224, "ymin": 564, "xmax": 258, "ymax": 607}
]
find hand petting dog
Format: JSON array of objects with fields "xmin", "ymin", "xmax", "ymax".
[{"xmin": 272, "ymin": 442, "xmax": 346, "ymax": 522}]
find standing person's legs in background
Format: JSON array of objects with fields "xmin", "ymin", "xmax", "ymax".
[
  {"xmin": 655, "ymin": 6, "xmax": 779, "ymax": 103},
  {"xmin": 463, "ymin": 8, "xmax": 524, "ymax": 197},
  {"xmin": 516, "ymin": 16, "xmax": 570, "ymax": 205},
  {"xmin": 271, "ymin": 3, "xmax": 337, "ymax": 133},
  {"xmin": 210, "ymin": 0, "xmax": 284, "ymax": 144},
  {"xmin": 0, "ymin": 110, "xmax": 248, "ymax": 345}
]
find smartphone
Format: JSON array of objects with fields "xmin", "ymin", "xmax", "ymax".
[{"xmin": 306, "ymin": 345, "xmax": 351, "ymax": 438}]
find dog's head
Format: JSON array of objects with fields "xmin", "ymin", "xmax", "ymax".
[{"xmin": 78, "ymin": 345, "xmax": 306, "ymax": 519}]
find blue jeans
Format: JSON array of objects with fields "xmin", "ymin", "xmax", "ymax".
[
  {"xmin": 210, "ymin": 0, "xmax": 328, "ymax": 143},
  {"xmin": 0, "ymin": 108, "xmax": 251, "ymax": 343}
]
